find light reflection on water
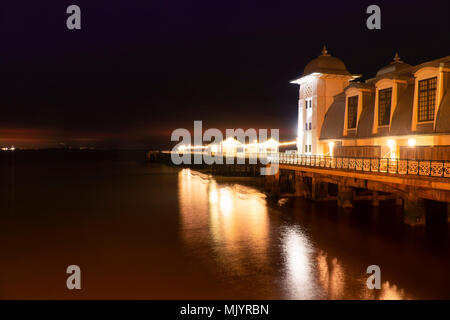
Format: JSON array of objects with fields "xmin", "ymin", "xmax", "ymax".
[
  {"xmin": 280, "ymin": 226, "xmax": 316, "ymax": 299},
  {"xmin": 177, "ymin": 169, "xmax": 409, "ymax": 299},
  {"xmin": 316, "ymin": 251, "xmax": 345, "ymax": 299},
  {"xmin": 2, "ymin": 154, "xmax": 443, "ymax": 299},
  {"xmin": 179, "ymin": 169, "xmax": 269, "ymax": 277}
]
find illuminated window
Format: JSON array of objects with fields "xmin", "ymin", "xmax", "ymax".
[
  {"xmin": 347, "ymin": 96, "xmax": 358, "ymax": 129},
  {"xmin": 378, "ymin": 88, "xmax": 392, "ymax": 126},
  {"xmin": 418, "ymin": 77, "xmax": 437, "ymax": 122}
]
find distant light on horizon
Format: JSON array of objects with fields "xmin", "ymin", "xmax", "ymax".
[{"xmin": 1, "ymin": 146, "xmax": 15, "ymax": 151}]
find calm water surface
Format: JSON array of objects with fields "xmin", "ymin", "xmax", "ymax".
[{"xmin": 0, "ymin": 151, "xmax": 449, "ymax": 299}]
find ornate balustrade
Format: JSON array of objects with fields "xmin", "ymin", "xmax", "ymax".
[
  {"xmin": 175, "ymin": 151, "xmax": 450, "ymax": 178},
  {"xmin": 275, "ymin": 154, "xmax": 450, "ymax": 178}
]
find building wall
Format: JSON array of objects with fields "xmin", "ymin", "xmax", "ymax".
[
  {"xmin": 400, "ymin": 145, "xmax": 450, "ymax": 160},
  {"xmin": 326, "ymin": 134, "xmax": 450, "ymax": 160},
  {"xmin": 297, "ymin": 77, "xmax": 316, "ymax": 155},
  {"xmin": 297, "ymin": 57, "xmax": 450, "ymax": 160},
  {"xmin": 334, "ymin": 145, "xmax": 381, "ymax": 158},
  {"xmin": 297, "ymin": 74, "xmax": 349, "ymax": 155}
]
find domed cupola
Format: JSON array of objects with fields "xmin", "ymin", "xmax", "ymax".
[
  {"xmin": 303, "ymin": 46, "xmax": 350, "ymax": 76},
  {"xmin": 376, "ymin": 53, "xmax": 411, "ymax": 77}
]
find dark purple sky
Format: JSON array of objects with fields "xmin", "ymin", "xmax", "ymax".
[{"xmin": 1, "ymin": 0, "xmax": 449, "ymax": 149}]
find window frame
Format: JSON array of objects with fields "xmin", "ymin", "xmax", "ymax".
[
  {"xmin": 347, "ymin": 95, "xmax": 358, "ymax": 129},
  {"xmin": 417, "ymin": 77, "xmax": 437, "ymax": 122},
  {"xmin": 378, "ymin": 88, "xmax": 392, "ymax": 126}
]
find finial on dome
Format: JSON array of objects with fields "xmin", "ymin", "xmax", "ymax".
[
  {"xmin": 321, "ymin": 45, "xmax": 330, "ymax": 56},
  {"xmin": 393, "ymin": 52, "xmax": 402, "ymax": 63}
]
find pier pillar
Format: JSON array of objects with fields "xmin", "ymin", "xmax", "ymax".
[
  {"xmin": 403, "ymin": 196, "xmax": 426, "ymax": 226},
  {"xmin": 396, "ymin": 197, "xmax": 403, "ymax": 207},
  {"xmin": 311, "ymin": 178, "xmax": 328, "ymax": 201},
  {"xmin": 372, "ymin": 191, "xmax": 379, "ymax": 207},
  {"xmin": 294, "ymin": 172, "xmax": 309, "ymax": 198},
  {"xmin": 337, "ymin": 184, "xmax": 353, "ymax": 209},
  {"xmin": 265, "ymin": 171, "xmax": 280, "ymax": 197}
]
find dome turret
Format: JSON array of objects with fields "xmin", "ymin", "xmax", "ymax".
[
  {"xmin": 376, "ymin": 53, "xmax": 411, "ymax": 77},
  {"xmin": 303, "ymin": 46, "xmax": 350, "ymax": 76}
]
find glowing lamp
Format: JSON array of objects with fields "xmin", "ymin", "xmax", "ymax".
[
  {"xmin": 387, "ymin": 139, "xmax": 396, "ymax": 159},
  {"xmin": 328, "ymin": 141, "xmax": 335, "ymax": 156},
  {"xmin": 221, "ymin": 137, "xmax": 239, "ymax": 147},
  {"xmin": 408, "ymin": 138, "xmax": 416, "ymax": 147},
  {"xmin": 387, "ymin": 139, "xmax": 395, "ymax": 148},
  {"xmin": 263, "ymin": 138, "xmax": 279, "ymax": 147}
]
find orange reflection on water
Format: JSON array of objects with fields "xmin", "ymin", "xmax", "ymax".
[
  {"xmin": 177, "ymin": 169, "xmax": 411, "ymax": 300},
  {"xmin": 178, "ymin": 169, "xmax": 269, "ymax": 276},
  {"xmin": 380, "ymin": 281, "xmax": 406, "ymax": 300},
  {"xmin": 360, "ymin": 280, "xmax": 408, "ymax": 300},
  {"xmin": 316, "ymin": 251, "xmax": 345, "ymax": 299},
  {"xmin": 379, "ymin": 281, "xmax": 407, "ymax": 300},
  {"xmin": 316, "ymin": 250, "xmax": 408, "ymax": 300},
  {"xmin": 178, "ymin": 169, "xmax": 211, "ymax": 244}
]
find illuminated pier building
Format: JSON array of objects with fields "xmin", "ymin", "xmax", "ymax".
[{"xmin": 292, "ymin": 47, "xmax": 450, "ymax": 160}]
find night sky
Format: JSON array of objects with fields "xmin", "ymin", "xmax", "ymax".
[{"xmin": 1, "ymin": 0, "xmax": 449, "ymax": 149}]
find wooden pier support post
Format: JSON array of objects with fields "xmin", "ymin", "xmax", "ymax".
[
  {"xmin": 337, "ymin": 184, "xmax": 353, "ymax": 209},
  {"xmin": 403, "ymin": 195, "xmax": 426, "ymax": 226}
]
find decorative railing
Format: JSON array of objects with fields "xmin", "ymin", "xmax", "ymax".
[
  {"xmin": 171, "ymin": 151, "xmax": 450, "ymax": 178},
  {"xmin": 274, "ymin": 154, "xmax": 450, "ymax": 178}
]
